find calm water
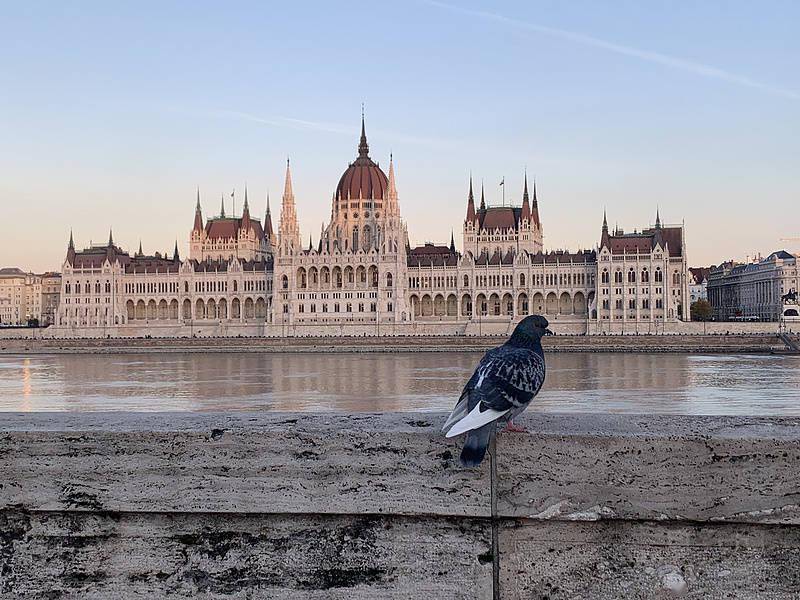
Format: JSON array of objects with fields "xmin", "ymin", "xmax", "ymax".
[{"xmin": 0, "ymin": 352, "xmax": 798, "ymax": 415}]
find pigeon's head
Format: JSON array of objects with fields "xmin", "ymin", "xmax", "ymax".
[{"xmin": 508, "ymin": 315, "xmax": 553, "ymax": 347}]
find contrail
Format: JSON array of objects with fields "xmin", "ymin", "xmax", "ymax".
[{"xmin": 424, "ymin": 0, "xmax": 800, "ymax": 100}]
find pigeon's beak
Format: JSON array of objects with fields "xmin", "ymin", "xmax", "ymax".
[{"xmin": 544, "ymin": 328, "xmax": 554, "ymax": 336}]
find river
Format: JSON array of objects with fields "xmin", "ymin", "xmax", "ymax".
[{"xmin": 0, "ymin": 352, "xmax": 798, "ymax": 415}]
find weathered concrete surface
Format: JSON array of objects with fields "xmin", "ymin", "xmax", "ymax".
[
  {"xmin": 0, "ymin": 511, "xmax": 492, "ymax": 599},
  {"xmin": 0, "ymin": 413, "xmax": 489, "ymax": 517},
  {"xmin": 496, "ymin": 414, "xmax": 800, "ymax": 524},
  {"xmin": 1, "ymin": 412, "xmax": 800, "ymax": 598},
  {"xmin": 500, "ymin": 520, "xmax": 800, "ymax": 599}
]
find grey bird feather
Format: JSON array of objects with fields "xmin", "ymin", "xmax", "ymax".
[{"xmin": 443, "ymin": 315, "xmax": 551, "ymax": 467}]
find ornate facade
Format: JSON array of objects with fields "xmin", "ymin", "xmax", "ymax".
[{"xmin": 53, "ymin": 117, "xmax": 689, "ymax": 336}]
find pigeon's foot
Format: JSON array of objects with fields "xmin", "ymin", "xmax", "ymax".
[{"xmin": 502, "ymin": 420, "xmax": 527, "ymax": 433}]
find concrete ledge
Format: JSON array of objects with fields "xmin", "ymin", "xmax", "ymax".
[{"xmin": 1, "ymin": 412, "xmax": 799, "ymax": 598}]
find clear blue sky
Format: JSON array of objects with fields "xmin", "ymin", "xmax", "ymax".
[{"xmin": 1, "ymin": 0, "xmax": 797, "ymax": 271}]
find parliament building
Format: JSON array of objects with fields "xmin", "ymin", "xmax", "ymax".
[{"xmin": 56, "ymin": 118, "xmax": 689, "ymax": 337}]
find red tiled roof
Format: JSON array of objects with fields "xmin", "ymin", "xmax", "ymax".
[
  {"xmin": 204, "ymin": 217, "xmax": 265, "ymax": 242},
  {"xmin": 479, "ymin": 207, "xmax": 520, "ymax": 231}
]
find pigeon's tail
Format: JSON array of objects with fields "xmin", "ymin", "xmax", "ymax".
[{"xmin": 460, "ymin": 423, "xmax": 493, "ymax": 468}]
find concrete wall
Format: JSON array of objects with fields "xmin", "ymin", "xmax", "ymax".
[{"xmin": 1, "ymin": 413, "xmax": 799, "ymax": 599}]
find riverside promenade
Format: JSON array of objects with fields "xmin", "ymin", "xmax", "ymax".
[
  {"xmin": 0, "ymin": 332, "xmax": 793, "ymax": 354},
  {"xmin": 1, "ymin": 412, "xmax": 799, "ymax": 599}
]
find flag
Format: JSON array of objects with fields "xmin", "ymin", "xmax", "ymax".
[{"xmin": 499, "ymin": 178, "xmax": 504, "ymax": 186}]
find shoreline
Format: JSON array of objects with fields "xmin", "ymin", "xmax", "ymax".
[{"xmin": 0, "ymin": 333, "xmax": 792, "ymax": 355}]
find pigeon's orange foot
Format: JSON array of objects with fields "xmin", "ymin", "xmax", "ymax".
[{"xmin": 502, "ymin": 420, "xmax": 527, "ymax": 433}]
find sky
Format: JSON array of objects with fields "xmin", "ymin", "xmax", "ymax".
[{"xmin": 1, "ymin": 0, "xmax": 797, "ymax": 272}]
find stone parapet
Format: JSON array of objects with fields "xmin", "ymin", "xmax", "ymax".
[{"xmin": 1, "ymin": 413, "xmax": 798, "ymax": 598}]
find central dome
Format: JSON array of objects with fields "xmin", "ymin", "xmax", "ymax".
[{"xmin": 335, "ymin": 118, "xmax": 388, "ymax": 201}]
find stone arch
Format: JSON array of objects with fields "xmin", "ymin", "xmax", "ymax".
[
  {"xmin": 463, "ymin": 274, "xmax": 469, "ymax": 287},
  {"xmin": 126, "ymin": 300, "xmax": 135, "ymax": 321},
  {"xmin": 344, "ymin": 266, "xmax": 354, "ymax": 285},
  {"xmin": 218, "ymin": 298, "xmax": 228, "ymax": 319},
  {"xmin": 195, "ymin": 299, "xmax": 205, "ymax": 320},
  {"xmin": 356, "ymin": 265, "xmax": 367, "ymax": 285},
  {"xmin": 517, "ymin": 293, "xmax": 529, "ymax": 316},
  {"xmin": 146, "ymin": 299, "xmax": 157, "ymax": 320},
  {"xmin": 255, "ymin": 297, "xmax": 266, "ymax": 319},
  {"xmin": 321, "ymin": 266, "xmax": 330, "ymax": 286},
  {"xmin": 182, "ymin": 299, "xmax": 192, "ymax": 320},
  {"xmin": 519, "ymin": 273, "xmax": 526, "ymax": 287},
  {"xmin": 433, "ymin": 294, "xmax": 445, "ymax": 317},
  {"xmin": 169, "ymin": 299, "xmax": 179, "ymax": 320},
  {"xmin": 476, "ymin": 293, "xmax": 487, "ymax": 316},
  {"xmin": 207, "ymin": 298, "xmax": 217, "ymax": 320},
  {"xmin": 573, "ymin": 291, "xmax": 587, "ymax": 315},
  {"xmin": 421, "ymin": 294, "xmax": 433, "ymax": 317},
  {"xmin": 158, "ymin": 299, "xmax": 168, "ymax": 320},
  {"xmin": 489, "ymin": 293, "xmax": 501, "ymax": 316},
  {"xmin": 231, "ymin": 297, "xmax": 241, "ymax": 319},
  {"xmin": 446, "ymin": 294, "xmax": 457, "ymax": 317},
  {"xmin": 386, "ymin": 272, "xmax": 393, "ymax": 287},
  {"xmin": 532, "ymin": 292, "xmax": 545, "ymax": 314},
  {"xmin": 297, "ymin": 267, "xmax": 307, "ymax": 289},
  {"xmin": 559, "ymin": 292, "xmax": 572, "ymax": 314},
  {"xmin": 502, "ymin": 293, "xmax": 514, "ymax": 316},
  {"xmin": 333, "ymin": 266, "xmax": 342, "ymax": 288},
  {"xmin": 244, "ymin": 297, "xmax": 255, "ymax": 319},
  {"xmin": 545, "ymin": 292, "xmax": 558, "ymax": 314},
  {"xmin": 461, "ymin": 294, "xmax": 473, "ymax": 317},
  {"xmin": 281, "ymin": 274, "xmax": 288, "ymax": 290},
  {"xmin": 369, "ymin": 265, "xmax": 378, "ymax": 288},
  {"xmin": 308, "ymin": 267, "xmax": 318, "ymax": 287}
]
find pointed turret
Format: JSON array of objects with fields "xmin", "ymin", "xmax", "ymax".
[
  {"xmin": 279, "ymin": 158, "xmax": 301, "ymax": 253},
  {"xmin": 66, "ymin": 230, "xmax": 76, "ymax": 263},
  {"xmin": 264, "ymin": 193, "xmax": 275, "ymax": 243},
  {"xmin": 308, "ymin": 235, "xmax": 313, "ymax": 252},
  {"xmin": 220, "ymin": 194, "xmax": 226, "ymax": 218},
  {"xmin": 655, "ymin": 207, "xmax": 662, "ymax": 229},
  {"xmin": 108, "ymin": 228, "xmax": 114, "ymax": 247},
  {"xmin": 193, "ymin": 188, "xmax": 204, "ymax": 231},
  {"xmin": 137, "ymin": 240, "xmax": 143, "ymax": 257},
  {"xmin": 450, "ymin": 230, "xmax": 456, "ymax": 254},
  {"xmin": 466, "ymin": 175, "xmax": 476, "ymax": 221},
  {"xmin": 480, "ymin": 181, "xmax": 486, "ymax": 211},
  {"xmin": 242, "ymin": 185, "xmax": 251, "ymax": 232},
  {"xmin": 173, "ymin": 240, "xmax": 180, "ymax": 261},
  {"xmin": 601, "ymin": 210, "xmax": 610, "ymax": 248},
  {"xmin": 358, "ymin": 109, "xmax": 369, "ymax": 158},
  {"xmin": 387, "ymin": 152, "xmax": 398, "ymax": 213},
  {"xmin": 520, "ymin": 172, "xmax": 532, "ymax": 222},
  {"xmin": 531, "ymin": 180, "xmax": 541, "ymax": 228}
]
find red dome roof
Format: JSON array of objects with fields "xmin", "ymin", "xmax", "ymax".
[{"xmin": 335, "ymin": 118, "xmax": 388, "ymax": 200}]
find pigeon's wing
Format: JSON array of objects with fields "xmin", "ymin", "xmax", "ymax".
[
  {"xmin": 442, "ymin": 348, "xmax": 503, "ymax": 432},
  {"xmin": 444, "ymin": 348, "xmax": 545, "ymax": 438}
]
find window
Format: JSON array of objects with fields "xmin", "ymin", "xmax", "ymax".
[
  {"xmin": 463, "ymin": 275, "xmax": 469, "ymax": 287},
  {"xmin": 628, "ymin": 269, "xmax": 636, "ymax": 283},
  {"xmin": 282, "ymin": 275, "xmax": 288, "ymax": 289},
  {"xmin": 601, "ymin": 269, "xmax": 609, "ymax": 284},
  {"xmin": 641, "ymin": 269, "xmax": 649, "ymax": 283}
]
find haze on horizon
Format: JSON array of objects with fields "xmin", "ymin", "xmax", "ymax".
[{"xmin": 1, "ymin": 0, "xmax": 797, "ymax": 272}]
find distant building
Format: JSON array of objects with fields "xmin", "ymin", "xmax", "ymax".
[
  {"xmin": 50, "ymin": 116, "xmax": 689, "ymax": 336},
  {"xmin": 707, "ymin": 251, "xmax": 799, "ymax": 321},
  {"xmin": 0, "ymin": 268, "xmax": 60, "ymax": 326},
  {"xmin": 688, "ymin": 267, "xmax": 711, "ymax": 304}
]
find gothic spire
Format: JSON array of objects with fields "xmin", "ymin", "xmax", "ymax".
[
  {"xmin": 67, "ymin": 229, "xmax": 76, "ymax": 263},
  {"xmin": 450, "ymin": 230, "xmax": 456, "ymax": 254},
  {"xmin": 68, "ymin": 229, "xmax": 74, "ymax": 250},
  {"xmin": 387, "ymin": 152, "xmax": 397, "ymax": 202},
  {"xmin": 531, "ymin": 178, "xmax": 541, "ymax": 227},
  {"xmin": 220, "ymin": 193, "xmax": 226, "ymax": 218},
  {"xmin": 521, "ymin": 171, "xmax": 532, "ymax": 221},
  {"xmin": 137, "ymin": 240, "xmax": 143, "ymax": 257},
  {"xmin": 193, "ymin": 189, "xmax": 204, "ymax": 231},
  {"xmin": 655, "ymin": 207, "xmax": 662, "ymax": 229},
  {"xmin": 466, "ymin": 175, "xmax": 476, "ymax": 221},
  {"xmin": 358, "ymin": 107, "xmax": 369, "ymax": 158},
  {"xmin": 173, "ymin": 240, "xmax": 180, "ymax": 261},
  {"xmin": 108, "ymin": 228, "xmax": 114, "ymax": 247},
  {"xmin": 243, "ymin": 185, "xmax": 250, "ymax": 214},
  {"xmin": 480, "ymin": 181, "xmax": 486, "ymax": 211},
  {"xmin": 279, "ymin": 158, "xmax": 300, "ymax": 252}
]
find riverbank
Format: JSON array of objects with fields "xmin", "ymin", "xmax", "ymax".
[
  {"xmin": 2, "ymin": 412, "xmax": 799, "ymax": 598},
  {"xmin": 0, "ymin": 332, "xmax": 792, "ymax": 354}
]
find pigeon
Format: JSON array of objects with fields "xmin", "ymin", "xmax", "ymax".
[{"xmin": 442, "ymin": 315, "xmax": 552, "ymax": 467}]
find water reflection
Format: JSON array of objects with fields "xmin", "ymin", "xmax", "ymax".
[{"xmin": 0, "ymin": 352, "xmax": 797, "ymax": 415}]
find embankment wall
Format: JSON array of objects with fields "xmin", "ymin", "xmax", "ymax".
[{"xmin": 1, "ymin": 413, "xmax": 799, "ymax": 598}]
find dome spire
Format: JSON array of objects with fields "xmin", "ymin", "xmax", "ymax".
[{"xmin": 358, "ymin": 105, "xmax": 369, "ymax": 158}]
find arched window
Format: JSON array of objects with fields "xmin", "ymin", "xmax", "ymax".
[
  {"xmin": 628, "ymin": 269, "xmax": 636, "ymax": 283},
  {"xmin": 352, "ymin": 228, "xmax": 359, "ymax": 251},
  {"xmin": 614, "ymin": 270, "xmax": 623, "ymax": 284},
  {"xmin": 673, "ymin": 270, "xmax": 681, "ymax": 285},
  {"xmin": 519, "ymin": 273, "xmax": 526, "ymax": 287},
  {"xmin": 601, "ymin": 269, "xmax": 609, "ymax": 284},
  {"xmin": 641, "ymin": 269, "xmax": 649, "ymax": 283},
  {"xmin": 363, "ymin": 225, "xmax": 371, "ymax": 250},
  {"xmin": 386, "ymin": 272, "xmax": 393, "ymax": 287},
  {"xmin": 463, "ymin": 275, "xmax": 469, "ymax": 287},
  {"xmin": 233, "ymin": 280, "xmax": 238, "ymax": 292},
  {"xmin": 282, "ymin": 275, "xmax": 289, "ymax": 289},
  {"xmin": 655, "ymin": 268, "xmax": 663, "ymax": 283}
]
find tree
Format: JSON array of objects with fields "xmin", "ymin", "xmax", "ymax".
[{"xmin": 691, "ymin": 299, "xmax": 712, "ymax": 322}]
